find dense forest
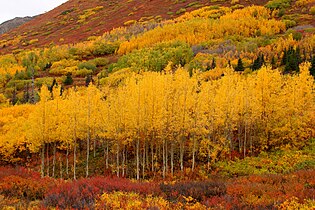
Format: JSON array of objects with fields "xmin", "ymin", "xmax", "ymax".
[{"xmin": 0, "ymin": 1, "xmax": 314, "ymax": 209}]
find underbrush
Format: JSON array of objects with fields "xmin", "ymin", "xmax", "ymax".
[
  {"xmin": 43, "ymin": 176, "xmax": 160, "ymax": 209},
  {"xmin": 0, "ymin": 140, "xmax": 314, "ymax": 209},
  {"xmin": 214, "ymin": 139, "xmax": 315, "ymax": 177}
]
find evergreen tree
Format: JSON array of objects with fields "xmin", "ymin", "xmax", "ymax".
[
  {"xmin": 251, "ymin": 54, "xmax": 264, "ymax": 71},
  {"xmin": 11, "ymin": 84, "xmax": 18, "ymax": 105},
  {"xmin": 281, "ymin": 49, "xmax": 287, "ymax": 66},
  {"xmin": 85, "ymin": 75, "xmax": 94, "ymax": 86},
  {"xmin": 64, "ymin": 73, "xmax": 73, "ymax": 85},
  {"xmin": 49, "ymin": 78, "xmax": 57, "ymax": 92},
  {"xmin": 283, "ymin": 46, "xmax": 301, "ymax": 73},
  {"xmin": 235, "ymin": 58, "xmax": 245, "ymax": 72}
]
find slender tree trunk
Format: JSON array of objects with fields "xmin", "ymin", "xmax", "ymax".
[
  {"xmin": 122, "ymin": 145, "xmax": 125, "ymax": 177},
  {"xmin": 146, "ymin": 140, "xmax": 149, "ymax": 170},
  {"xmin": 151, "ymin": 141, "xmax": 154, "ymax": 172},
  {"xmin": 41, "ymin": 144, "xmax": 45, "ymax": 178},
  {"xmin": 171, "ymin": 141, "xmax": 174, "ymax": 176},
  {"xmin": 180, "ymin": 136, "xmax": 184, "ymax": 172},
  {"xmin": 136, "ymin": 138, "xmax": 140, "ymax": 180},
  {"xmin": 59, "ymin": 156, "xmax": 63, "ymax": 179},
  {"xmin": 93, "ymin": 131, "xmax": 96, "ymax": 158},
  {"xmin": 46, "ymin": 144, "xmax": 50, "ymax": 177},
  {"xmin": 125, "ymin": 147, "xmax": 128, "ymax": 177},
  {"xmin": 244, "ymin": 122, "xmax": 247, "ymax": 158},
  {"xmin": 142, "ymin": 143, "xmax": 145, "ymax": 179},
  {"xmin": 162, "ymin": 138, "xmax": 165, "ymax": 179},
  {"xmin": 73, "ymin": 139, "xmax": 77, "ymax": 180},
  {"xmin": 86, "ymin": 130, "xmax": 90, "ymax": 178},
  {"xmin": 106, "ymin": 140, "xmax": 109, "ymax": 169},
  {"xmin": 66, "ymin": 142, "xmax": 69, "ymax": 179},
  {"xmin": 116, "ymin": 143, "xmax": 120, "ymax": 177},
  {"xmin": 52, "ymin": 142, "xmax": 56, "ymax": 177},
  {"xmin": 192, "ymin": 134, "xmax": 197, "ymax": 172},
  {"xmin": 165, "ymin": 139, "xmax": 168, "ymax": 176}
]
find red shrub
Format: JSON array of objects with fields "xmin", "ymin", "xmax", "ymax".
[{"xmin": 43, "ymin": 176, "xmax": 161, "ymax": 209}]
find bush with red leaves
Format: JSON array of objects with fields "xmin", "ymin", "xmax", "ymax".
[
  {"xmin": 0, "ymin": 167, "xmax": 56, "ymax": 201},
  {"xmin": 43, "ymin": 176, "xmax": 161, "ymax": 209}
]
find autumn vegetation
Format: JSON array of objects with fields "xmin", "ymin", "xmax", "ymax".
[{"xmin": 0, "ymin": 1, "xmax": 315, "ymax": 209}]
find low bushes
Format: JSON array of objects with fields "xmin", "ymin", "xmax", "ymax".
[
  {"xmin": 160, "ymin": 181, "xmax": 226, "ymax": 202},
  {"xmin": 0, "ymin": 167, "xmax": 56, "ymax": 202},
  {"xmin": 43, "ymin": 176, "xmax": 160, "ymax": 209},
  {"xmin": 0, "ymin": 167, "xmax": 314, "ymax": 209}
]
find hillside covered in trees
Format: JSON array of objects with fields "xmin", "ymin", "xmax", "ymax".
[{"xmin": 0, "ymin": 0, "xmax": 315, "ymax": 209}]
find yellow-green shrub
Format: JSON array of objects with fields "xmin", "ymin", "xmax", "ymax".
[{"xmin": 49, "ymin": 59, "xmax": 79, "ymax": 75}]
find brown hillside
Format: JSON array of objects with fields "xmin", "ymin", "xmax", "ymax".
[{"xmin": 0, "ymin": 0, "xmax": 271, "ymax": 54}]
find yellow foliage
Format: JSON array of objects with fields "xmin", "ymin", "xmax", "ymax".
[
  {"xmin": 96, "ymin": 192, "xmax": 170, "ymax": 209},
  {"xmin": 278, "ymin": 197, "xmax": 315, "ymax": 209},
  {"xmin": 118, "ymin": 6, "xmax": 285, "ymax": 54},
  {"xmin": 77, "ymin": 6, "xmax": 104, "ymax": 23},
  {"xmin": 295, "ymin": 0, "xmax": 315, "ymax": 7}
]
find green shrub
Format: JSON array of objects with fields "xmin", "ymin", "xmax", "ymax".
[
  {"xmin": 91, "ymin": 57, "xmax": 109, "ymax": 67},
  {"xmin": 278, "ymin": 8, "xmax": 286, "ymax": 17},
  {"xmin": 214, "ymin": 143, "xmax": 315, "ymax": 177},
  {"xmin": 50, "ymin": 59, "xmax": 79, "ymax": 75},
  {"xmin": 265, "ymin": 0, "xmax": 292, "ymax": 10},
  {"xmin": 310, "ymin": 6, "xmax": 315, "ymax": 15},
  {"xmin": 49, "ymin": 66, "xmax": 78, "ymax": 75},
  {"xmin": 92, "ymin": 42, "xmax": 119, "ymax": 56},
  {"xmin": 14, "ymin": 71, "xmax": 30, "ymax": 80},
  {"xmin": 283, "ymin": 19, "xmax": 297, "ymax": 28},
  {"xmin": 78, "ymin": 61, "xmax": 97, "ymax": 71},
  {"xmin": 6, "ymin": 80, "xmax": 30, "ymax": 90},
  {"xmin": 112, "ymin": 41, "xmax": 193, "ymax": 72},
  {"xmin": 176, "ymin": 8, "xmax": 186, "ymax": 15},
  {"xmin": 74, "ymin": 68, "xmax": 93, "ymax": 77}
]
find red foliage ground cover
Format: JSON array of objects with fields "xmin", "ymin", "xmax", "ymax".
[{"xmin": 0, "ymin": 166, "xmax": 314, "ymax": 209}]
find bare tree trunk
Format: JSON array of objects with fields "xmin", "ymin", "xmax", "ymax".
[
  {"xmin": 52, "ymin": 142, "xmax": 56, "ymax": 177},
  {"xmin": 73, "ymin": 139, "xmax": 77, "ymax": 180},
  {"xmin": 41, "ymin": 144, "xmax": 45, "ymax": 178},
  {"xmin": 46, "ymin": 144, "xmax": 50, "ymax": 177},
  {"xmin": 162, "ymin": 138, "xmax": 165, "ymax": 179},
  {"xmin": 106, "ymin": 140, "xmax": 109, "ymax": 169},
  {"xmin": 142, "ymin": 143, "xmax": 145, "ymax": 179},
  {"xmin": 122, "ymin": 145, "xmax": 125, "ymax": 177},
  {"xmin": 151, "ymin": 140, "xmax": 154, "ymax": 172},
  {"xmin": 93, "ymin": 130, "xmax": 96, "ymax": 158},
  {"xmin": 171, "ymin": 141, "xmax": 174, "ymax": 176},
  {"xmin": 59, "ymin": 156, "xmax": 63, "ymax": 179},
  {"xmin": 244, "ymin": 122, "xmax": 247, "ymax": 158},
  {"xmin": 116, "ymin": 143, "xmax": 120, "ymax": 177},
  {"xmin": 146, "ymin": 140, "xmax": 149, "ymax": 170},
  {"xmin": 165, "ymin": 139, "xmax": 168, "ymax": 176},
  {"xmin": 192, "ymin": 134, "xmax": 196, "ymax": 172},
  {"xmin": 180, "ymin": 136, "xmax": 184, "ymax": 172},
  {"xmin": 86, "ymin": 130, "xmax": 90, "ymax": 178},
  {"xmin": 136, "ymin": 138, "xmax": 140, "ymax": 180},
  {"xmin": 66, "ymin": 142, "xmax": 69, "ymax": 179},
  {"xmin": 125, "ymin": 147, "xmax": 128, "ymax": 177}
]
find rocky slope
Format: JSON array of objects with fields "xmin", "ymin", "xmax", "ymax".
[{"xmin": 0, "ymin": 16, "xmax": 34, "ymax": 35}]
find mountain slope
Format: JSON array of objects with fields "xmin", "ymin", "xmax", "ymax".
[{"xmin": 0, "ymin": 0, "xmax": 271, "ymax": 53}]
